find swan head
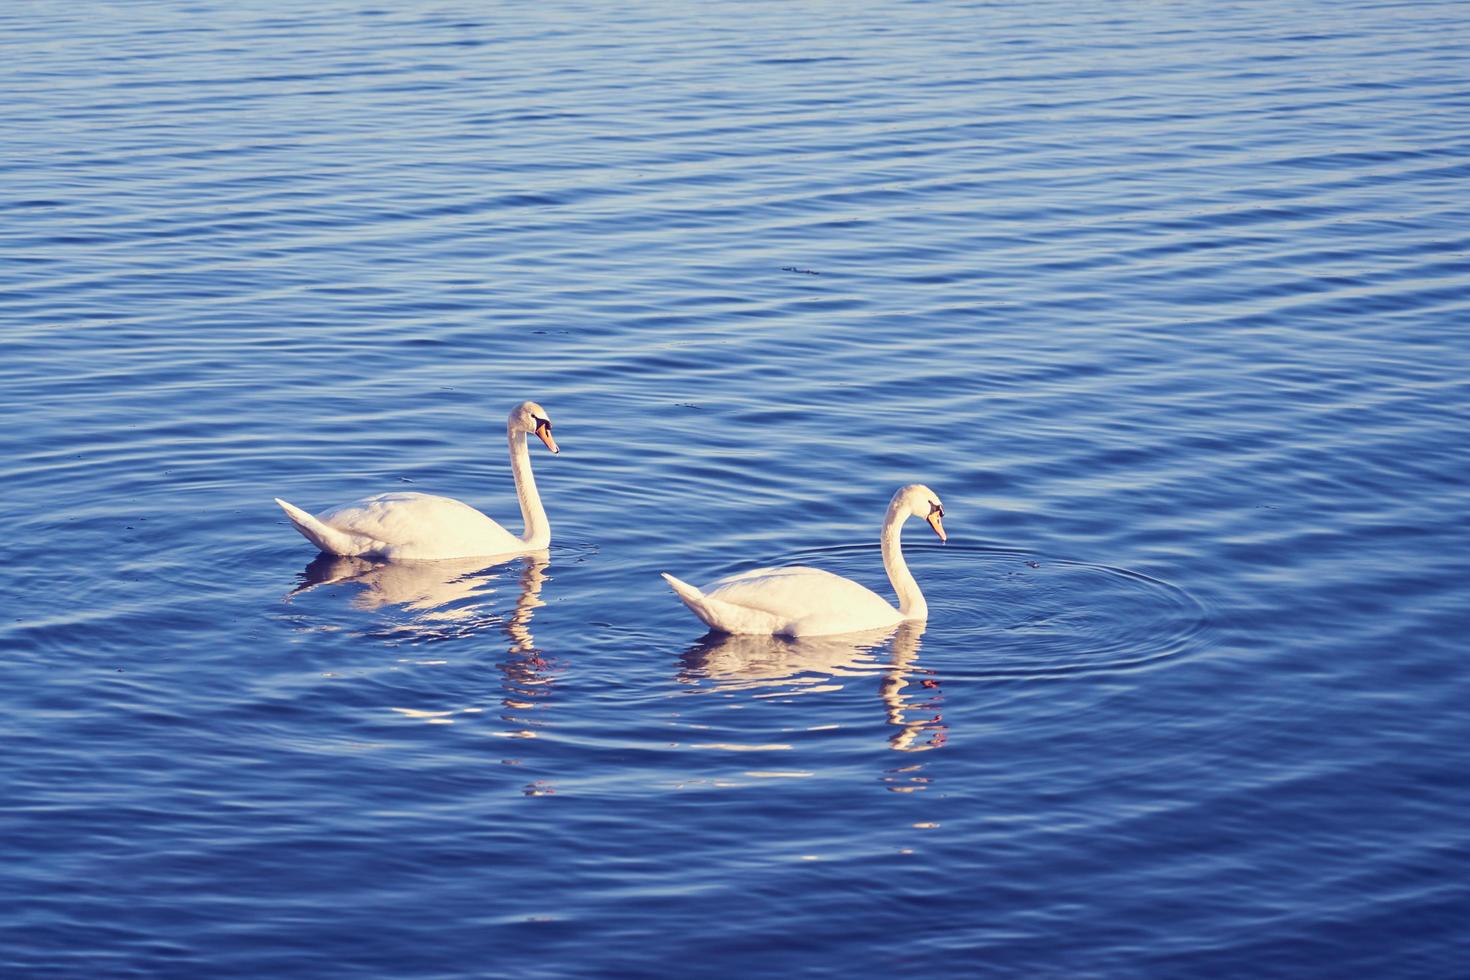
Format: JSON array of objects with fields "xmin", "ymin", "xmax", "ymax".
[
  {"xmin": 893, "ymin": 484, "xmax": 946, "ymax": 543},
  {"xmin": 510, "ymin": 401, "xmax": 559, "ymax": 454}
]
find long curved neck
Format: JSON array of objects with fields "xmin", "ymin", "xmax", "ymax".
[
  {"xmin": 507, "ymin": 427, "xmax": 550, "ymax": 549},
  {"xmin": 881, "ymin": 501, "xmax": 926, "ymax": 620}
]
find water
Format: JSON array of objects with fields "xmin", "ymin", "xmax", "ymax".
[{"xmin": 4, "ymin": 1, "xmax": 1469, "ymax": 975}]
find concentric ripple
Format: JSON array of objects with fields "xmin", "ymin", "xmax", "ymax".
[
  {"xmin": 785, "ymin": 543, "xmax": 1209, "ymax": 679},
  {"xmin": 3, "ymin": 0, "xmax": 1468, "ymax": 975}
]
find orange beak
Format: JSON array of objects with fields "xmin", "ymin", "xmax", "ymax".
[
  {"xmin": 926, "ymin": 511, "xmax": 947, "ymax": 543},
  {"xmin": 535, "ymin": 420, "xmax": 559, "ymax": 454}
]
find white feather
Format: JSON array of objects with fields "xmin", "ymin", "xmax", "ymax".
[
  {"xmin": 275, "ymin": 400, "xmax": 558, "ymax": 561},
  {"xmin": 662, "ymin": 484, "xmax": 945, "ymax": 638}
]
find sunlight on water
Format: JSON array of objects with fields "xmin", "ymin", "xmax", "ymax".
[{"xmin": 2, "ymin": 0, "xmax": 1468, "ymax": 976}]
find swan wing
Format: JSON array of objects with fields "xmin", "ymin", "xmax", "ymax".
[
  {"xmin": 663, "ymin": 566, "xmax": 905, "ymax": 637},
  {"xmin": 661, "ymin": 573, "xmax": 787, "ymax": 634},
  {"xmin": 276, "ymin": 498, "xmax": 380, "ymax": 557},
  {"xmin": 704, "ymin": 566, "xmax": 901, "ymax": 635},
  {"xmin": 318, "ymin": 493, "xmax": 522, "ymax": 560}
]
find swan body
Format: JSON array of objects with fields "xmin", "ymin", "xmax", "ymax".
[
  {"xmin": 275, "ymin": 401, "xmax": 559, "ymax": 561},
  {"xmin": 662, "ymin": 484, "xmax": 946, "ymax": 638}
]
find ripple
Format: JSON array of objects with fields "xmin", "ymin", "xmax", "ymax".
[
  {"xmin": 3, "ymin": 0, "xmax": 1468, "ymax": 975},
  {"xmin": 785, "ymin": 543, "xmax": 1209, "ymax": 679}
]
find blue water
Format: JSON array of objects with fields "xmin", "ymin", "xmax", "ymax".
[{"xmin": 4, "ymin": 1, "xmax": 1470, "ymax": 975}]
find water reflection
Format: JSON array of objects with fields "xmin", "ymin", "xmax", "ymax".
[
  {"xmin": 287, "ymin": 551, "xmax": 555, "ymax": 641},
  {"xmin": 677, "ymin": 623, "xmax": 948, "ymax": 763},
  {"xmin": 289, "ymin": 553, "xmax": 513, "ymax": 617},
  {"xmin": 880, "ymin": 624, "xmax": 947, "ymax": 755},
  {"xmin": 289, "ymin": 553, "xmax": 560, "ymax": 795},
  {"xmin": 676, "ymin": 629, "xmax": 886, "ymax": 694},
  {"xmin": 494, "ymin": 557, "xmax": 556, "ymax": 741}
]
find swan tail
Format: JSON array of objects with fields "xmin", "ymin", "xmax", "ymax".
[
  {"xmin": 274, "ymin": 498, "xmax": 369, "ymax": 557},
  {"xmin": 660, "ymin": 572, "xmax": 785, "ymax": 635}
]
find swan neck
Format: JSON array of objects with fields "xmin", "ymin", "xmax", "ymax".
[
  {"xmin": 507, "ymin": 427, "xmax": 549, "ymax": 549},
  {"xmin": 881, "ymin": 502, "xmax": 926, "ymax": 620}
]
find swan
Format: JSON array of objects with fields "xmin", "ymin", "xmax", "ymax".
[
  {"xmin": 661, "ymin": 484, "xmax": 945, "ymax": 638},
  {"xmin": 274, "ymin": 400, "xmax": 559, "ymax": 561}
]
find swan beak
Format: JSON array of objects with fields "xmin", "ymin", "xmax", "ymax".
[
  {"xmin": 926, "ymin": 512, "xmax": 947, "ymax": 543},
  {"xmin": 535, "ymin": 421, "xmax": 560, "ymax": 454}
]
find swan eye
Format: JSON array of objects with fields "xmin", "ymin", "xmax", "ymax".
[
  {"xmin": 930, "ymin": 502, "xmax": 943, "ymax": 517},
  {"xmin": 534, "ymin": 417, "xmax": 551, "ymax": 431}
]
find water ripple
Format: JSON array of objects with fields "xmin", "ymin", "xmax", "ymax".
[{"xmin": 3, "ymin": 0, "xmax": 1469, "ymax": 976}]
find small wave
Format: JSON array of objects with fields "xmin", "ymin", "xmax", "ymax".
[{"xmin": 782, "ymin": 543, "xmax": 1209, "ymax": 680}]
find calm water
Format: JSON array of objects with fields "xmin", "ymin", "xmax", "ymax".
[{"xmin": 4, "ymin": 1, "xmax": 1470, "ymax": 975}]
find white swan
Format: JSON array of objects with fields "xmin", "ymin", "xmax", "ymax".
[
  {"xmin": 661, "ymin": 484, "xmax": 945, "ymax": 637},
  {"xmin": 274, "ymin": 401, "xmax": 559, "ymax": 561}
]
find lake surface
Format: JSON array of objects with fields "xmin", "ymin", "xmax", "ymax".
[{"xmin": 4, "ymin": 1, "xmax": 1469, "ymax": 975}]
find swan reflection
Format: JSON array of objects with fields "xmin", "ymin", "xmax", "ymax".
[
  {"xmin": 291, "ymin": 553, "xmax": 504, "ymax": 614},
  {"xmin": 880, "ymin": 623, "xmax": 947, "ymax": 756},
  {"xmin": 495, "ymin": 558, "xmax": 554, "ymax": 726},
  {"xmin": 288, "ymin": 553, "xmax": 558, "ymax": 795},
  {"xmin": 474, "ymin": 557, "xmax": 561, "ymax": 795},
  {"xmin": 677, "ymin": 623, "xmax": 947, "ymax": 756},
  {"xmin": 288, "ymin": 550, "xmax": 554, "ymax": 641}
]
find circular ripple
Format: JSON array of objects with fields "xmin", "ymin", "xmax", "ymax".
[{"xmin": 778, "ymin": 543, "xmax": 1209, "ymax": 680}]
